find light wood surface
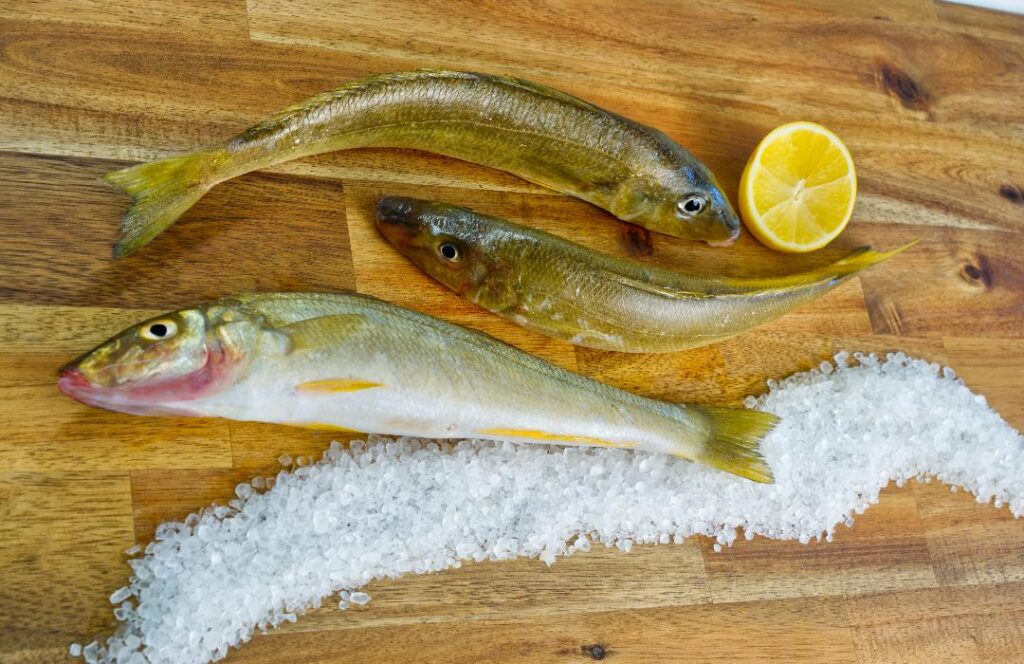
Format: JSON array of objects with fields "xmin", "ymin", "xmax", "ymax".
[{"xmin": 2, "ymin": 1, "xmax": 1023, "ymax": 662}]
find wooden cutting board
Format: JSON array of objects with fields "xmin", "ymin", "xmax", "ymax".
[{"xmin": 2, "ymin": 0, "xmax": 1023, "ymax": 661}]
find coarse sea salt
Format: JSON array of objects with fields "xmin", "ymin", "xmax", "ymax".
[{"xmin": 74, "ymin": 353, "xmax": 1024, "ymax": 664}]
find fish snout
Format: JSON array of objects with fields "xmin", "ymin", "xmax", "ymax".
[
  {"xmin": 375, "ymin": 196, "xmax": 433, "ymax": 251},
  {"xmin": 375, "ymin": 196, "xmax": 427, "ymax": 238},
  {"xmin": 706, "ymin": 210, "xmax": 742, "ymax": 247},
  {"xmin": 57, "ymin": 365, "xmax": 97, "ymax": 400}
]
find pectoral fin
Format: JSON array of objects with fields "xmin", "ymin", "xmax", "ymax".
[{"xmin": 281, "ymin": 314, "xmax": 367, "ymax": 352}]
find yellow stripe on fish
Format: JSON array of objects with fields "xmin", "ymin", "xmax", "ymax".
[
  {"xmin": 296, "ymin": 379, "xmax": 383, "ymax": 393},
  {"xmin": 292, "ymin": 422, "xmax": 366, "ymax": 433},
  {"xmin": 478, "ymin": 428, "xmax": 637, "ymax": 449}
]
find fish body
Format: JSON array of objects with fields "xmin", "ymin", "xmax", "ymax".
[
  {"xmin": 58, "ymin": 292, "xmax": 775, "ymax": 482},
  {"xmin": 104, "ymin": 70, "xmax": 740, "ymax": 256},
  {"xmin": 375, "ymin": 197, "xmax": 914, "ymax": 353}
]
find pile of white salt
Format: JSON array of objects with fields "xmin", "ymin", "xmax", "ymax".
[{"xmin": 71, "ymin": 352, "xmax": 1024, "ymax": 663}]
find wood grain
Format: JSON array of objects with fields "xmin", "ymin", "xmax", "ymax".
[
  {"xmin": 232, "ymin": 595, "xmax": 860, "ymax": 664},
  {"xmin": 1, "ymin": 0, "xmax": 1023, "ymax": 662},
  {"xmin": 701, "ymin": 486, "xmax": 937, "ymax": 603},
  {"xmin": 846, "ymin": 582, "xmax": 1024, "ymax": 663}
]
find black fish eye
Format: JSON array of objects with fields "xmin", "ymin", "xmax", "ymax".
[
  {"xmin": 438, "ymin": 242, "xmax": 461, "ymax": 262},
  {"xmin": 141, "ymin": 319, "xmax": 177, "ymax": 341},
  {"xmin": 679, "ymin": 196, "xmax": 706, "ymax": 215}
]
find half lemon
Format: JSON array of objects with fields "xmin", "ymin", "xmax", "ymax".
[{"xmin": 739, "ymin": 121, "xmax": 857, "ymax": 252}]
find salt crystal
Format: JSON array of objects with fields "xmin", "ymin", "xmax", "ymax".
[
  {"xmin": 125, "ymin": 545, "xmax": 141, "ymax": 556},
  {"xmin": 70, "ymin": 643, "xmax": 82, "ymax": 657},
  {"xmin": 109, "ymin": 586, "xmax": 131, "ymax": 604},
  {"xmin": 70, "ymin": 354, "xmax": 1024, "ymax": 664},
  {"xmin": 277, "ymin": 454, "xmax": 291, "ymax": 466}
]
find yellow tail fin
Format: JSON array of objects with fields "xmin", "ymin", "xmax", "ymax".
[
  {"xmin": 827, "ymin": 240, "xmax": 918, "ymax": 278},
  {"xmin": 689, "ymin": 404, "xmax": 778, "ymax": 483},
  {"xmin": 757, "ymin": 241, "xmax": 919, "ymax": 291},
  {"xmin": 103, "ymin": 149, "xmax": 224, "ymax": 257}
]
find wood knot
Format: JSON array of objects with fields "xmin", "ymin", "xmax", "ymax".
[
  {"xmin": 581, "ymin": 644, "xmax": 607, "ymax": 660},
  {"xmin": 999, "ymin": 184, "xmax": 1023, "ymax": 205},
  {"xmin": 877, "ymin": 62, "xmax": 930, "ymax": 112},
  {"xmin": 620, "ymin": 221, "xmax": 653, "ymax": 257},
  {"xmin": 961, "ymin": 254, "xmax": 993, "ymax": 289}
]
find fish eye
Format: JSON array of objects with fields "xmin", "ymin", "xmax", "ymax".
[
  {"xmin": 677, "ymin": 196, "xmax": 707, "ymax": 218},
  {"xmin": 140, "ymin": 319, "xmax": 177, "ymax": 341},
  {"xmin": 438, "ymin": 241, "xmax": 461, "ymax": 262}
]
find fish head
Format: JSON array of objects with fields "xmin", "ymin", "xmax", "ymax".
[
  {"xmin": 630, "ymin": 158, "xmax": 741, "ymax": 246},
  {"xmin": 375, "ymin": 196, "xmax": 508, "ymax": 297},
  {"xmin": 664, "ymin": 164, "xmax": 741, "ymax": 246},
  {"xmin": 58, "ymin": 302, "xmax": 263, "ymax": 416}
]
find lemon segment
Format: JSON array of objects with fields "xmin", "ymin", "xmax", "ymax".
[{"xmin": 739, "ymin": 121, "xmax": 857, "ymax": 253}]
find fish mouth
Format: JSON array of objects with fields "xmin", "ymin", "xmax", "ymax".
[
  {"xmin": 58, "ymin": 365, "xmax": 95, "ymax": 398},
  {"xmin": 58, "ymin": 365, "xmax": 158, "ymax": 415},
  {"xmin": 707, "ymin": 233, "xmax": 739, "ymax": 247},
  {"xmin": 705, "ymin": 214, "xmax": 742, "ymax": 247},
  {"xmin": 58, "ymin": 365, "xmax": 137, "ymax": 414},
  {"xmin": 57, "ymin": 362, "xmax": 210, "ymax": 417}
]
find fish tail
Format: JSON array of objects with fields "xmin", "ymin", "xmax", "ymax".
[
  {"xmin": 728, "ymin": 240, "xmax": 918, "ymax": 293},
  {"xmin": 103, "ymin": 148, "xmax": 228, "ymax": 257},
  {"xmin": 825, "ymin": 240, "xmax": 919, "ymax": 279},
  {"xmin": 687, "ymin": 404, "xmax": 778, "ymax": 483}
]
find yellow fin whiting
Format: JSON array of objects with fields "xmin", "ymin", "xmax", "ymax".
[{"xmin": 478, "ymin": 428, "xmax": 637, "ymax": 449}]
